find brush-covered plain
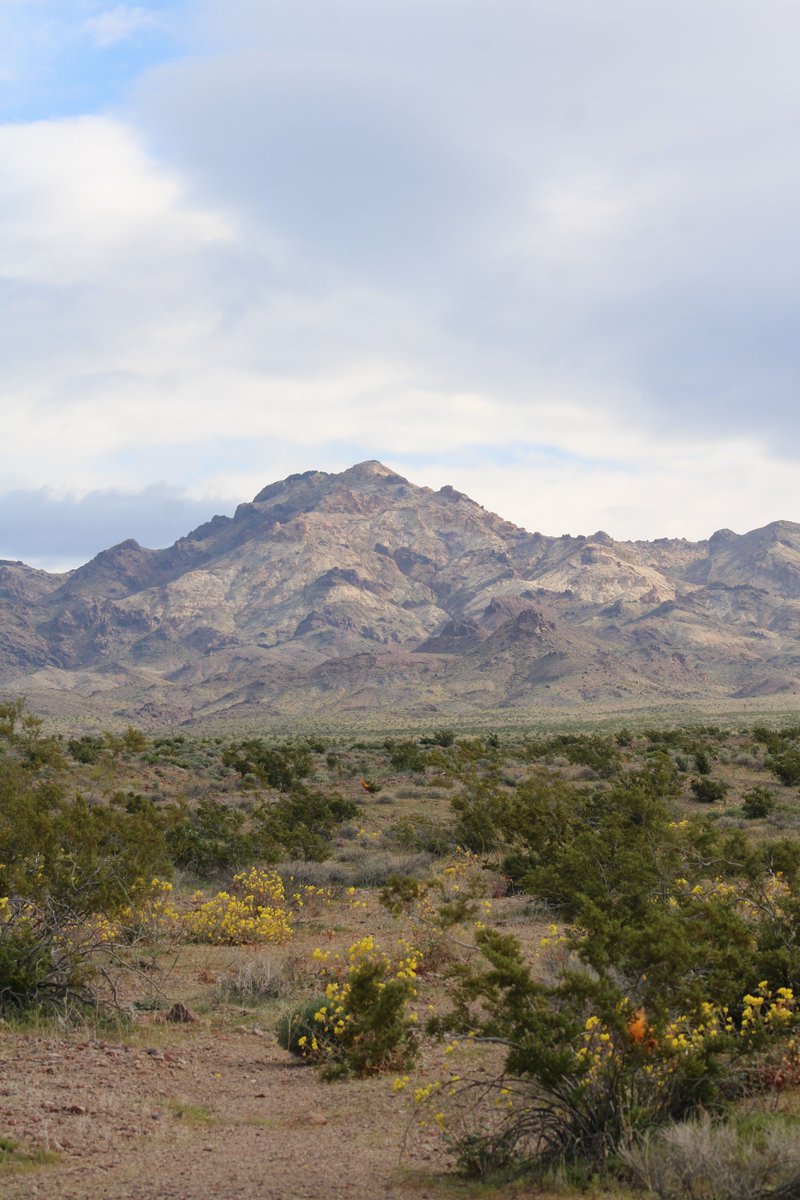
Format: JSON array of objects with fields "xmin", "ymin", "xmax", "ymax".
[{"xmin": 4, "ymin": 702, "xmax": 800, "ymax": 1199}]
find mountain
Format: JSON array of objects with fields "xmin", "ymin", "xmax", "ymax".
[{"xmin": 2, "ymin": 460, "xmax": 799, "ymax": 728}]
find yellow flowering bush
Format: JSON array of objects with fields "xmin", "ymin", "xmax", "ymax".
[
  {"xmin": 285, "ymin": 876, "xmax": 334, "ymax": 920},
  {"xmin": 418, "ymin": 907, "xmax": 800, "ymax": 1181},
  {"xmin": 118, "ymin": 878, "xmax": 183, "ymax": 944},
  {"xmin": 187, "ymin": 868, "xmax": 294, "ymax": 945},
  {"xmin": 278, "ymin": 933, "xmax": 421, "ymax": 1077},
  {"xmin": 380, "ymin": 849, "xmax": 493, "ymax": 975}
]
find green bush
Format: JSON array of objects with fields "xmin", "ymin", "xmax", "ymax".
[
  {"xmin": 0, "ymin": 766, "xmax": 170, "ymax": 913},
  {"xmin": 400, "ymin": 737, "xmax": 800, "ymax": 1179},
  {"xmin": 767, "ymin": 749, "xmax": 800, "ymax": 787},
  {"xmin": 67, "ymin": 734, "xmax": 105, "ymax": 764},
  {"xmin": 0, "ymin": 899, "xmax": 97, "ymax": 1011},
  {"xmin": 165, "ymin": 797, "xmax": 248, "ymax": 874},
  {"xmin": 252, "ymin": 786, "xmax": 360, "ymax": 861},
  {"xmin": 694, "ymin": 749, "xmax": 712, "ymax": 774},
  {"xmin": 523, "ymin": 733, "xmax": 621, "ymax": 778},
  {"xmin": 741, "ymin": 786, "xmax": 776, "ymax": 819},
  {"xmin": 164, "ymin": 784, "xmax": 361, "ymax": 873},
  {"xmin": 276, "ymin": 996, "xmax": 332, "ymax": 1056},
  {"xmin": 498, "ymin": 762, "xmax": 682, "ymax": 919},
  {"xmin": 384, "ymin": 739, "xmax": 426, "ymax": 772},
  {"xmin": 0, "ymin": 911, "xmax": 53, "ymax": 1007},
  {"xmin": 222, "ymin": 739, "xmax": 312, "ymax": 790},
  {"xmin": 690, "ymin": 777, "xmax": 730, "ymax": 804}
]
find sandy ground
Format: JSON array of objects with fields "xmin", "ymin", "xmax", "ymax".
[{"xmin": 0, "ymin": 1023, "xmax": 458, "ymax": 1200}]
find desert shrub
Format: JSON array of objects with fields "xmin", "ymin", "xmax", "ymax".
[
  {"xmin": 445, "ymin": 747, "xmax": 524, "ymax": 853},
  {"xmin": 690, "ymin": 777, "xmax": 730, "ymax": 804},
  {"xmin": 742, "ymin": 787, "xmax": 776, "ymax": 820},
  {"xmin": 498, "ymin": 763, "xmax": 683, "ymax": 920},
  {"xmin": 0, "ymin": 903, "xmax": 57, "ymax": 1007},
  {"xmin": 281, "ymin": 935, "xmax": 420, "ymax": 1078},
  {"xmin": 733, "ymin": 752, "xmax": 759, "ymax": 768},
  {"xmin": 251, "ymin": 785, "xmax": 360, "ymax": 861},
  {"xmin": 276, "ymin": 995, "xmax": 333, "ymax": 1056},
  {"xmin": 0, "ymin": 767, "xmax": 170, "ymax": 914},
  {"xmin": 4, "ymin": 877, "xmax": 183, "ymax": 1014},
  {"xmin": 558, "ymin": 735, "xmax": 621, "ymax": 778},
  {"xmin": 222, "ymin": 739, "xmax": 312, "ymax": 790},
  {"xmin": 0, "ymin": 720, "xmax": 175, "ymax": 1012},
  {"xmin": 0, "ymin": 699, "xmax": 65, "ymax": 769},
  {"xmin": 67, "ymin": 734, "xmax": 105, "ymax": 763},
  {"xmin": 393, "ymin": 756, "xmax": 800, "ymax": 1178},
  {"xmin": 694, "ymin": 749, "xmax": 712, "ymax": 774},
  {"xmin": 187, "ymin": 868, "xmax": 294, "ymax": 945},
  {"xmin": 0, "ymin": 896, "xmax": 105, "ymax": 1010},
  {"xmin": 753, "ymin": 726, "xmax": 800, "ymax": 754},
  {"xmin": 383, "ymin": 815, "xmax": 456, "ymax": 856},
  {"xmin": 345, "ymin": 852, "xmax": 434, "ymax": 889},
  {"xmin": 642, "ymin": 729, "xmax": 683, "ymax": 748},
  {"xmin": 422, "ymin": 924, "xmax": 800, "ymax": 1177},
  {"xmin": 384, "ymin": 739, "xmax": 426, "ymax": 772},
  {"xmin": 164, "ymin": 783, "xmax": 358, "ymax": 872},
  {"xmin": 621, "ymin": 1115, "xmax": 800, "ymax": 1200},
  {"xmin": 301, "ymin": 736, "xmax": 329, "ymax": 754},
  {"xmin": 450, "ymin": 780, "xmax": 507, "ymax": 853},
  {"xmin": 165, "ymin": 797, "xmax": 248, "ymax": 873},
  {"xmin": 276, "ymin": 860, "xmax": 352, "ymax": 888},
  {"xmin": 379, "ymin": 849, "xmax": 494, "ymax": 978},
  {"xmin": 767, "ymin": 749, "xmax": 800, "ymax": 787},
  {"xmin": 517, "ymin": 732, "xmax": 621, "ymax": 777},
  {"xmin": 216, "ymin": 953, "xmax": 288, "ymax": 1003},
  {"xmin": 121, "ymin": 726, "xmax": 147, "ymax": 753}
]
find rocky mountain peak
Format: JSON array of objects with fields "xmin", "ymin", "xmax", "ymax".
[
  {"xmin": 339, "ymin": 460, "xmax": 407, "ymax": 483},
  {"xmin": 2, "ymin": 464, "xmax": 800, "ymax": 725},
  {"xmin": 709, "ymin": 528, "xmax": 739, "ymax": 549}
]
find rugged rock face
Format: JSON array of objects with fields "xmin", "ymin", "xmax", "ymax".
[{"xmin": 2, "ymin": 460, "xmax": 799, "ymax": 727}]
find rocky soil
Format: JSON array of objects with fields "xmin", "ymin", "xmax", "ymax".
[{"xmin": 0, "ymin": 1025, "xmax": 449, "ymax": 1200}]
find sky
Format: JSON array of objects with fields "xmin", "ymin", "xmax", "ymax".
[{"xmin": 2, "ymin": 0, "xmax": 800, "ymax": 570}]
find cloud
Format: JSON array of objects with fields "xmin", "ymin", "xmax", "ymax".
[
  {"xmin": 85, "ymin": 7, "xmax": 167, "ymax": 49},
  {"xmin": 143, "ymin": 0, "xmax": 800, "ymax": 447},
  {"xmin": 0, "ymin": 116, "xmax": 230, "ymax": 284},
  {"xmin": 0, "ymin": 483, "xmax": 234, "ymax": 570},
  {"xmin": 1, "ymin": 0, "xmax": 800, "ymax": 559},
  {"xmin": 0, "ymin": 4, "xmax": 178, "ymax": 119}
]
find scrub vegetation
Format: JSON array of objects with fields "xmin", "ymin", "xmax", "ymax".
[{"xmin": 4, "ymin": 700, "xmax": 800, "ymax": 1196}]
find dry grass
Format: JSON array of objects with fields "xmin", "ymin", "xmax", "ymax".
[{"xmin": 621, "ymin": 1116, "xmax": 800, "ymax": 1199}]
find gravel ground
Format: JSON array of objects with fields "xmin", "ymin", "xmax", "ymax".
[{"xmin": 0, "ymin": 1027, "xmax": 454, "ymax": 1200}]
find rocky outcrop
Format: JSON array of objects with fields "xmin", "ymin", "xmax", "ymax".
[{"xmin": 1, "ymin": 461, "xmax": 799, "ymax": 726}]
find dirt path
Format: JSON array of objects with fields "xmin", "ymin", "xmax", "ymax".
[{"xmin": 0, "ymin": 1028, "xmax": 452, "ymax": 1200}]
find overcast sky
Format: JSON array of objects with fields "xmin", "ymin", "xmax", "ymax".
[{"xmin": 2, "ymin": 0, "xmax": 799, "ymax": 569}]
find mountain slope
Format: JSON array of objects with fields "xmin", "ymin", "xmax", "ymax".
[{"xmin": 2, "ymin": 461, "xmax": 799, "ymax": 727}]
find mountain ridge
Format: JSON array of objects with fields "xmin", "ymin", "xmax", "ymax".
[{"xmin": 2, "ymin": 460, "xmax": 799, "ymax": 728}]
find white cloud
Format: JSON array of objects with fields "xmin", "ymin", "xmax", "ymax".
[
  {"xmin": 0, "ymin": 116, "xmax": 230, "ymax": 284},
  {"xmin": 409, "ymin": 436, "xmax": 799, "ymax": 544},
  {"xmin": 2, "ymin": 0, "xmax": 800, "ymax": 562},
  {"xmin": 84, "ymin": 5, "xmax": 166, "ymax": 49}
]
